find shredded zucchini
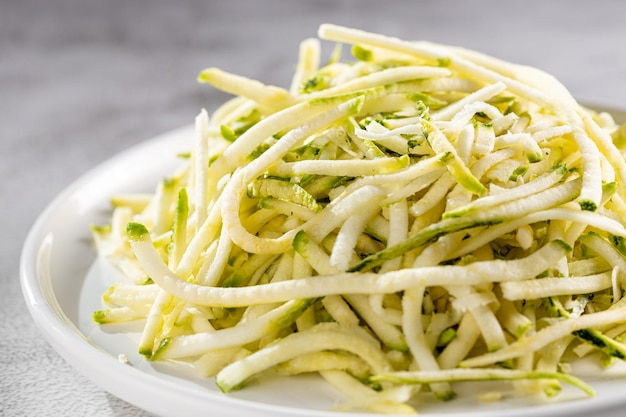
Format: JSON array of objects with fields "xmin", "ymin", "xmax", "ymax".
[{"xmin": 92, "ymin": 24, "xmax": 626, "ymax": 414}]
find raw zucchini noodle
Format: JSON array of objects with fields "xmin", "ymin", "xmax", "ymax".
[{"xmin": 92, "ymin": 24, "xmax": 626, "ymax": 413}]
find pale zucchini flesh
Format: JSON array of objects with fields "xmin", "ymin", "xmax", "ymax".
[{"xmin": 91, "ymin": 24, "xmax": 626, "ymax": 414}]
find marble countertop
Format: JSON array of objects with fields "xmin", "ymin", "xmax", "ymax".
[{"xmin": 3, "ymin": 0, "xmax": 626, "ymax": 416}]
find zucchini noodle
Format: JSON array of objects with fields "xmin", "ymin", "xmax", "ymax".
[{"xmin": 92, "ymin": 24, "xmax": 626, "ymax": 413}]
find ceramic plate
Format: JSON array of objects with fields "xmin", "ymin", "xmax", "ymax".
[{"xmin": 20, "ymin": 109, "xmax": 626, "ymax": 417}]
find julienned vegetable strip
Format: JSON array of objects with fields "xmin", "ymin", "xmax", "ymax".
[
  {"xmin": 126, "ymin": 224, "xmax": 570, "ymax": 307},
  {"xmin": 215, "ymin": 323, "xmax": 392, "ymax": 392},
  {"xmin": 371, "ymin": 368, "xmax": 595, "ymax": 397},
  {"xmin": 92, "ymin": 24, "xmax": 626, "ymax": 414},
  {"xmin": 460, "ymin": 305, "xmax": 626, "ymax": 368}
]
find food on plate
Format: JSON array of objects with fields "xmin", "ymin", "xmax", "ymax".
[{"xmin": 91, "ymin": 23, "xmax": 626, "ymax": 413}]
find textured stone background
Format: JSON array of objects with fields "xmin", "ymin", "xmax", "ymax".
[{"xmin": 2, "ymin": 0, "xmax": 626, "ymax": 416}]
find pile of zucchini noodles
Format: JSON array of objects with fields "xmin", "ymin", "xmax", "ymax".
[{"xmin": 92, "ymin": 24, "xmax": 626, "ymax": 413}]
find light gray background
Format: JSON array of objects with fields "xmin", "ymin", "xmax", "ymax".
[{"xmin": 2, "ymin": 0, "xmax": 626, "ymax": 416}]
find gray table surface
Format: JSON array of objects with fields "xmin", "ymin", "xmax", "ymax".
[{"xmin": 3, "ymin": 0, "xmax": 626, "ymax": 416}]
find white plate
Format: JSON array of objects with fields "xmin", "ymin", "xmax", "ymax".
[{"xmin": 20, "ymin": 111, "xmax": 626, "ymax": 417}]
